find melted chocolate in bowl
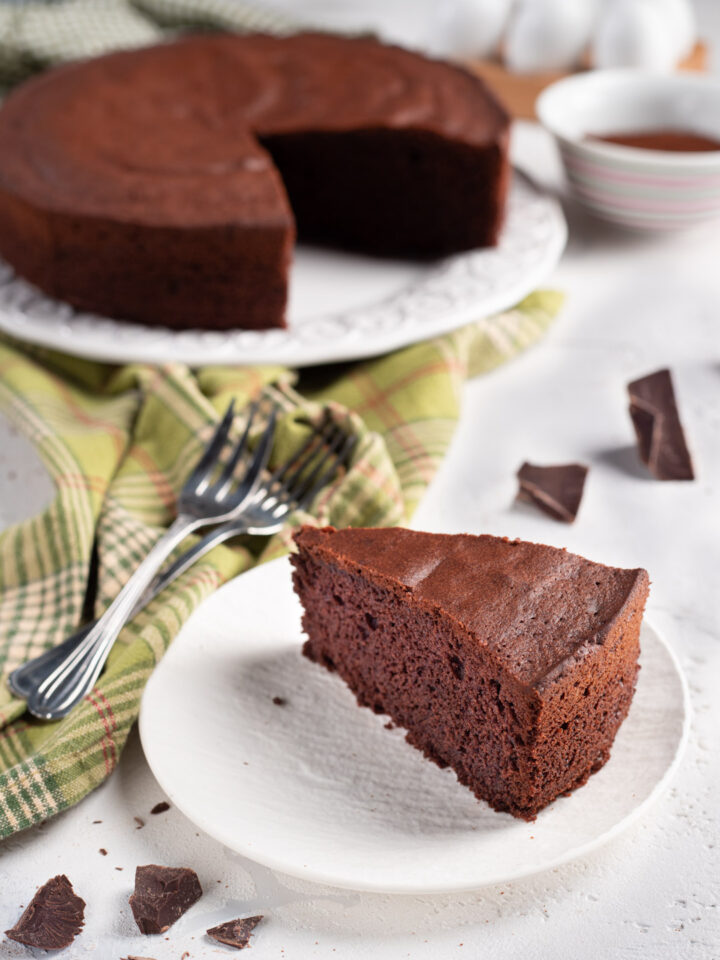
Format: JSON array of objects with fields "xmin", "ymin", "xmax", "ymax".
[{"xmin": 591, "ymin": 130, "xmax": 720, "ymax": 152}]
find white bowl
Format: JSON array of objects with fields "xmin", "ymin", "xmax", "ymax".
[{"xmin": 537, "ymin": 70, "xmax": 720, "ymax": 230}]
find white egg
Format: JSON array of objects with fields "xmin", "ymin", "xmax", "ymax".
[
  {"xmin": 438, "ymin": 0, "xmax": 516, "ymax": 59},
  {"xmin": 504, "ymin": 0, "xmax": 599, "ymax": 73},
  {"xmin": 593, "ymin": 0, "xmax": 684, "ymax": 71},
  {"xmin": 655, "ymin": 0, "xmax": 697, "ymax": 59}
]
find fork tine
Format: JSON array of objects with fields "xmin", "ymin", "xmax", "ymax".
[
  {"xmin": 272, "ymin": 417, "xmax": 338, "ymax": 496},
  {"xmin": 273, "ymin": 431, "xmax": 357, "ymax": 523},
  {"xmin": 289, "ymin": 428, "xmax": 356, "ymax": 504},
  {"xmin": 185, "ymin": 399, "xmax": 235, "ymax": 493},
  {"xmin": 237, "ymin": 406, "xmax": 278, "ymax": 499},
  {"xmin": 286, "ymin": 426, "xmax": 346, "ymax": 504},
  {"xmin": 267, "ymin": 411, "xmax": 332, "ymax": 489},
  {"xmin": 211, "ymin": 400, "xmax": 259, "ymax": 499},
  {"xmin": 299, "ymin": 432, "xmax": 357, "ymax": 510}
]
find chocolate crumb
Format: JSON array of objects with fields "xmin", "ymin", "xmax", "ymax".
[
  {"xmin": 516, "ymin": 462, "xmax": 588, "ymax": 523},
  {"xmin": 122, "ymin": 956, "xmax": 157, "ymax": 960},
  {"xmin": 272, "ymin": 696, "xmax": 287, "ymax": 706},
  {"xmin": 628, "ymin": 368, "xmax": 694, "ymax": 480},
  {"xmin": 99, "ymin": 848, "xmax": 108, "ymax": 856},
  {"xmin": 5, "ymin": 875, "xmax": 85, "ymax": 950},
  {"xmin": 129, "ymin": 865, "xmax": 202, "ymax": 934},
  {"xmin": 150, "ymin": 802, "xmax": 170, "ymax": 815},
  {"xmin": 92, "ymin": 819, "xmax": 102, "ymax": 824},
  {"xmin": 134, "ymin": 816, "xmax": 145, "ymax": 829},
  {"xmin": 207, "ymin": 915, "xmax": 263, "ymax": 950},
  {"xmin": 115, "ymin": 867, "xmax": 124, "ymax": 871}
]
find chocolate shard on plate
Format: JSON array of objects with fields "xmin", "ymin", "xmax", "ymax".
[
  {"xmin": 516, "ymin": 462, "xmax": 588, "ymax": 522},
  {"xmin": 129, "ymin": 865, "xmax": 202, "ymax": 935},
  {"xmin": 207, "ymin": 916, "xmax": 264, "ymax": 950},
  {"xmin": 150, "ymin": 801, "xmax": 170, "ymax": 815},
  {"xmin": 628, "ymin": 368, "xmax": 694, "ymax": 480},
  {"xmin": 5, "ymin": 874, "xmax": 85, "ymax": 950}
]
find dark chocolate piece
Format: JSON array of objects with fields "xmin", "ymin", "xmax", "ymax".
[
  {"xmin": 5, "ymin": 875, "xmax": 85, "ymax": 950},
  {"xmin": 99, "ymin": 848, "xmax": 108, "ymax": 856},
  {"xmin": 628, "ymin": 369, "xmax": 694, "ymax": 480},
  {"xmin": 129, "ymin": 865, "xmax": 202, "ymax": 935},
  {"xmin": 516, "ymin": 462, "xmax": 588, "ymax": 522},
  {"xmin": 150, "ymin": 802, "xmax": 170, "ymax": 815},
  {"xmin": 272, "ymin": 696, "xmax": 287, "ymax": 706},
  {"xmin": 207, "ymin": 916, "xmax": 264, "ymax": 950}
]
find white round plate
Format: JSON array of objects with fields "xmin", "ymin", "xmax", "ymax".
[
  {"xmin": 139, "ymin": 556, "xmax": 688, "ymax": 894},
  {"xmin": 0, "ymin": 171, "xmax": 565, "ymax": 367}
]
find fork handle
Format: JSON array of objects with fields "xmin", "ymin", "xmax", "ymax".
[
  {"xmin": 137, "ymin": 515, "xmax": 269, "ymax": 606},
  {"xmin": 138, "ymin": 521, "xmax": 237, "ymax": 607},
  {"xmin": 9, "ymin": 517, "xmax": 258, "ymax": 703},
  {"xmin": 25, "ymin": 514, "xmax": 201, "ymax": 720}
]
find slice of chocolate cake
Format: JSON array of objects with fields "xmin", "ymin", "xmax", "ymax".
[{"xmin": 291, "ymin": 526, "xmax": 649, "ymax": 820}]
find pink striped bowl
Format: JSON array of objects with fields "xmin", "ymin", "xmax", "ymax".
[{"xmin": 536, "ymin": 70, "xmax": 720, "ymax": 231}]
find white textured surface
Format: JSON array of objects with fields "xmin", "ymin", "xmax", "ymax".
[{"xmin": 1, "ymin": 106, "xmax": 719, "ymax": 960}]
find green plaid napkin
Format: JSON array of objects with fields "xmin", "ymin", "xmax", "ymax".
[{"xmin": 0, "ymin": 0, "xmax": 563, "ymax": 838}]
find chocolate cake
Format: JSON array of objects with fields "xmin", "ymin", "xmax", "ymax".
[
  {"xmin": 291, "ymin": 526, "xmax": 649, "ymax": 820},
  {"xmin": 0, "ymin": 33, "xmax": 510, "ymax": 331}
]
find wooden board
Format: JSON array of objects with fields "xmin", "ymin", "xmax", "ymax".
[{"xmin": 466, "ymin": 41, "xmax": 709, "ymax": 121}]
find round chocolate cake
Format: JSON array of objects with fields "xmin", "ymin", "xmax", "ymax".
[{"xmin": 0, "ymin": 33, "xmax": 510, "ymax": 331}]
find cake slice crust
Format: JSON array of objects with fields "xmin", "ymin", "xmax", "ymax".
[{"xmin": 291, "ymin": 526, "xmax": 649, "ymax": 820}]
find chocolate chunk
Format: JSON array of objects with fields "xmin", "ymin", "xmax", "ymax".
[
  {"xmin": 5, "ymin": 875, "xmax": 85, "ymax": 950},
  {"xmin": 150, "ymin": 802, "xmax": 170, "ymax": 815},
  {"xmin": 99, "ymin": 848, "xmax": 108, "ymax": 856},
  {"xmin": 129, "ymin": 865, "xmax": 202, "ymax": 935},
  {"xmin": 272, "ymin": 696, "xmax": 287, "ymax": 706},
  {"xmin": 628, "ymin": 369, "xmax": 694, "ymax": 480},
  {"xmin": 516, "ymin": 462, "xmax": 588, "ymax": 522},
  {"xmin": 207, "ymin": 916, "xmax": 263, "ymax": 949}
]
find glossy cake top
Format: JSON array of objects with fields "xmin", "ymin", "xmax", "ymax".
[
  {"xmin": 0, "ymin": 32, "xmax": 509, "ymax": 226},
  {"xmin": 294, "ymin": 526, "xmax": 649, "ymax": 688}
]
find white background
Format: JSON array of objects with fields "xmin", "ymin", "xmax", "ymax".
[{"xmin": 1, "ymin": 3, "xmax": 719, "ymax": 958}]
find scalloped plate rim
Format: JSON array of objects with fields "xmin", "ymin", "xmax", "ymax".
[{"xmin": 0, "ymin": 169, "xmax": 566, "ymax": 367}]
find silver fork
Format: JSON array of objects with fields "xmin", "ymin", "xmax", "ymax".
[
  {"xmin": 20, "ymin": 399, "xmax": 276, "ymax": 721},
  {"xmin": 146, "ymin": 413, "xmax": 357, "ymax": 587},
  {"xmin": 9, "ymin": 413, "xmax": 356, "ymax": 709}
]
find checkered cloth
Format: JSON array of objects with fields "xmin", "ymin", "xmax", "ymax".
[{"xmin": 0, "ymin": 0, "xmax": 563, "ymax": 837}]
